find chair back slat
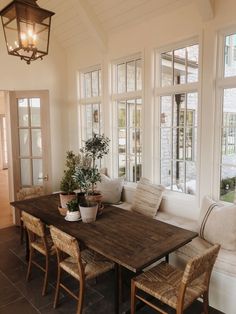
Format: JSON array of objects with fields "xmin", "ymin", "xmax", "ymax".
[
  {"xmin": 22, "ymin": 211, "xmax": 45, "ymax": 237},
  {"xmin": 182, "ymin": 244, "xmax": 220, "ymax": 285},
  {"xmin": 50, "ymin": 226, "xmax": 80, "ymax": 259}
]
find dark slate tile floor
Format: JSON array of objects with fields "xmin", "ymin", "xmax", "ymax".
[{"xmin": 0, "ymin": 226, "xmax": 224, "ymax": 314}]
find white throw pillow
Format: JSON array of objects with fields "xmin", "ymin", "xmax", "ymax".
[
  {"xmin": 199, "ymin": 196, "xmax": 236, "ymax": 251},
  {"xmin": 131, "ymin": 177, "xmax": 165, "ymax": 218},
  {"xmin": 96, "ymin": 174, "xmax": 124, "ymax": 204}
]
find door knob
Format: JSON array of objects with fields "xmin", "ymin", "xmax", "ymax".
[{"xmin": 38, "ymin": 175, "xmax": 48, "ymax": 181}]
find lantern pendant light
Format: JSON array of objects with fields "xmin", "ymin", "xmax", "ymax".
[{"xmin": 0, "ymin": 0, "xmax": 55, "ymax": 64}]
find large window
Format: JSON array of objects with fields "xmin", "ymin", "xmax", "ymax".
[
  {"xmin": 218, "ymin": 32, "xmax": 236, "ymax": 203},
  {"xmin": 79, "ymin": 68, "xmax": 102, "ymax": 140},
  {"xmin": 157, "ymin": 43, "xmax": 199, "ymax": 194},
  {"xmin": 112, "ymin": 56, "xmax": 142, "ymax": 182}
]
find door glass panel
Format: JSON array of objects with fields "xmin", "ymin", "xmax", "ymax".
[
  {"xmin": 33, "ymin": 159, "xmax": 43, "ymax": 185},
  {"xmin": 30, "ymin": 98, "xmax": 41, "ymax": 127},
  {"xmin": 19, "ymin": 129, "xmax": 30, "ymax": 156},
  {"xmin": 21, "ymin": 159, "xmax": 31, "ymax": 185},
  {"xmin": 32, "ymin": 129, "xmax": 42, "ymax": 156},
  {"xmin": 18, "ymin": 98, "xmax": 29, "ymax": 127}
]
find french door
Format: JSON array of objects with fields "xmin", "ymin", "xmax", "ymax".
[{"xmin": 9, "ymin": 90, "xmax": 52, "ymax": 197}]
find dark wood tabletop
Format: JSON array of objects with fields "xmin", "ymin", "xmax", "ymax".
[{"xmin": 11, "ymin": 193, "xmax": 198, "ymax": 273}]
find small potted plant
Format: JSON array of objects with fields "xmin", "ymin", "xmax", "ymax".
[
  {"xmin": 65, "ymin": 199, "xmax": 80, "ymax": 221},
  {"xmin": 73, "ymin": 133, "xmax": 110, "ymax": 223},
  {"xmin": 60, "ymin": 151, "xmax": 80, "ymax": 208}
]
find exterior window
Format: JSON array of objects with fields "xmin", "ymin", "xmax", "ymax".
[
  {"xmin": 224, "ymin": 34, "xmax": 236, "ymax": 77},
  {"xmin": 80, "ymin": 68, "xmax": 102, "ymax": 140},
  {"xmin": 113, "ymin": 56, "xmax": 142, "ymax": 182},
  {"xmin": 158, "ymin": 43, "xmax": 199, "ymax": 194}
]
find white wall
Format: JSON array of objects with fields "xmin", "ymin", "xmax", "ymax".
[
  {"xmin": 0, "ymin": 28, "xmax": 68, "ymax": 192},
  {"xmin": 66, "ymin": 0, "xmax": 236, "ymax": 220}
]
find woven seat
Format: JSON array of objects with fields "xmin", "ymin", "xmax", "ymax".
[
  {"xmin": 50, "ymin": 226, "xmax": 114, "ymax": 314},
  {"xmin": 131, "ymin": 244, "xmax": 220, "ymax": 314},
  {"xmin": 22, "ymin": 211, "xmax": 55, "ymax": 296}
]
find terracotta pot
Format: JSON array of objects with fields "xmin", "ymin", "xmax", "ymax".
[
  {"xmin": 79, "ymin": 202, "xmax": 98, "ymax": 223},
  {"xmin": 86, "ymin": 193, "xmax": 103, "ymax": 213},
  {"xmin": 59, "ymin": 193, "xmax": 77, "ymax": 209}
]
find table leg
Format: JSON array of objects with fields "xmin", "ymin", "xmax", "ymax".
[
  {"xmin": 114, "ymin": 263, "xmax": 122, "ymax": 314},
  {"xmin": 25, "ymin": 228, "xmax": 29, "ymax": 261}
]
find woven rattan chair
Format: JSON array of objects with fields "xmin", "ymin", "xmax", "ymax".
[
  {"xmin": 50, "ymin": 226, "xmax": 114, "ymax": 314},
  {"xmin": 17, "ymin": 186, "xmax": 44, "ymax": 244},
  {"xmin": 131, "ymin": 244, "xmax": 220, "ymax": 314},
  {"xmin": 22, "ymin": 211, "xmax": 55, "ymax": 296}
]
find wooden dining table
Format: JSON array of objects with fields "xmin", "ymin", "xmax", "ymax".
[{"xmin": 11, "ymin": 193, "xmax": 198, "ymax": 314}]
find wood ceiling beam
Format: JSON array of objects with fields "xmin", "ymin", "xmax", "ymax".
[
  {"xmin": 196, "ymin": 0, "xmax": 214, "ymax": 22},
  {"xmin": 76, "ymin": 0, "xmax": 107, "ymax": 51}
]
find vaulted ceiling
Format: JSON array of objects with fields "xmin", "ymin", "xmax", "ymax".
[{"xmin": 0, "ymin": 0, "xmax": 214, "ymax": 52}]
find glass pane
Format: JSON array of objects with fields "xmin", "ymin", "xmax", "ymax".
[
  {"xmin": 220, "ymin": 166, "xmax": 236, "ymax": 203},
  {"xmin": 118, "ymin": 154, "xmax": 126, "ymax": 177},
  {"xmin": 92, "ymin": 70, "xmax": 99, "ymax": 97},
  {"xmin": 135, "ymin": 163, "xmax": 142, "ymax": 182},
  {"xmin": 161, "ymin": 128, "xmax": 172, "ymax": 159},
  {"xmin": 98, "ymin": 70, "xmax": 102, "ymax": 96},
  {"xmin": 136, "ymin": 99, "xmax": 142, "ymax": 128},
  {"xmin": 118, "ymin": 129, "xmax": 126, "ymax": 154},
  {"xmin": 18, "ymin": 98, "xmax": 29, "ymax": 127},
  {"xmin": 173, "ymin": 128, "xmax": 184, "ymax": 160},
  {"xmin": 187, "ymin": 45, "xmax": 199, "ymax": 83},
  {"xmin": 129, "ymin": 128, "xmax": 136, "ymax": 155},
  {"xmin": 127, "ymin": 61, "xmax": 135, "ymax": 92},
  {"xmin": 128, "ymin": 99, "xmax": 135, "ymax": 128},
  {"xmin": 128, "ymin": 155, "xmax": 135, "ymax": 182},
  {"xmin": 84, "ymin": 72, "xmax": 91, "ymax": 98},
  {"xmin": 20, "ymin": 159, "xmax": 31, "ymax": 185},
  {"xmin": 187, "ymin": 93, "xmax": 198, "ymax": 126},
  {"xmin": 174, "ymin": 48, "xmax": 186, "ymax": 85},
  {"xmin": 33, "ymin": 159, "xmax": 43, "ymax": 185},
  {"xmin": 92, "ymin": 104, "xmax": 100, "ymax": 134},
  {"xmin": 136, "ymin": 59, "xmax": 142, "ymax": 90},
  {"xmin": 161, "ymin": 159, "xmax": 171, "ymax": 189},
  {"xmin": 19, "ymin": 129, "xmax": 30, "ymax": 156},
  {"xmin": 186, "ymin": 128, "xmax": 194, "ymax": 160},
  {"xmin": 186, "ymin": 162, "xmax": 196, "ymax": 195},
  {"xmin": 85, "ymin": 104, "xmax": 92, "ymax": 131},
  {"xmin": 173, "ymin": 94, "xmax": 185, "ymax": 127},
  {"xmin": 118, "ymin": 101, "xmax": 126, "ymax": 127},
  {"xmin": 30, "ymin": 98, "xmax": 41, "ymax": 127},
  {"xmin": 32, "ymin": 129, "xmax": 42, "ymax": 156},
  {"xmin": 160, "ymin": 96, "xmax": 172, "ymax": 127},
  {"xmin": 224, "ymin": 33, "xmax": 236, "ymax": 77},
  {"xmin": 161, "ymin": 51, "xmax": 172, "ymax": 87},
  {"xmin": 117, "ymin": 63, "xmax": 126, "ymax": 93},
  {"xmin": 173, "ymin": 161, "xmax": 185, "ymax": 192},
  {"xmin": 136, "ymin": 130, "xmax": 142, "ymax": 156}
]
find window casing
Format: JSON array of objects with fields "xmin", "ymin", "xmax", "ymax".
[
  {"xmin": 79, "ymin": 68, "xmax": 102, "ymax": 141},
  {"xmin": 156, "ymin": 43, "xmax": 199, "ymax": 194},
  {"xmin": 112, "ymin": 56, "xmax": 142, "ymax": 182},
  {"xmin": 217, "ymin": 31, "xmax": 236, "ymax": 203}
]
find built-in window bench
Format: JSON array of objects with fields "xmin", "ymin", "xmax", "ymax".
[{"xmin": 114, "ymin": 185, "xmax": 236, "ymax": 314}]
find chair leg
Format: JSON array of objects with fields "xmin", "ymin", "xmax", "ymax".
[
  {"xmin": 42, "ymin": 254, "xmax": 49, "ymax": 296},
  {"xmin": 26, "ymin": 247, "xmax": 33, "ymax": 281},
  {"xmin": 53, "ymin": 265, "xmax": 61, "ymax": 308},
  {"xmin": 203, "ymin": 291, "xmax": 209, "ymax": 314},
  {"xmin": 77, "ymin": 280, "xmax": 85, "ymax": 314},
  {"xmin": 131, "ymin": 280, "xmax": 137, "ymax": 314},
  {"xmin": 20, "ymin": 219, "xmax": 24, "ymax": 244}
]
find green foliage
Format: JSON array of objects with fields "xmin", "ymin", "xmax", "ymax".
[
  {"xmin": 66, "ymin": 199, "xmax": 78, "ymax": 212},
  {"xmin": 60, "ymin": 151, "xmax": 80, "ymax": 194},
  {"xmin": 74, "ymin": 133, "xmax": 110, "ymax": 196}
]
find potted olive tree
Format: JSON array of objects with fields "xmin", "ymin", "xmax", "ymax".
[
  {"xmin": 60, "ymin": 151, "xmax": 80, "ymax": 208},
  {"xmin": 73, "ymin": 134, "xmax": 110, "ymax": 223}
]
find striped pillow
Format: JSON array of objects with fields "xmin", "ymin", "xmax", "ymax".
[
  {"xmin": 131, "ymin": 177, "xmax": 165, "ymax": 218},
  {"xmin": 199, "ymin": 196, "xmax": 236, "ymax": 251}
]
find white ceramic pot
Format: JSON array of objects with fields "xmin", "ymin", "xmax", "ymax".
[
  {"xmin": 65, "ymin": 210, "xmax": 80, "ymax": 221},
  {"xmin": 79, "ymin": 203, "xmax": 98, "ymax": 223}
]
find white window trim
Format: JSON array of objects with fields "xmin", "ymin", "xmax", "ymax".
[
  {"xmin": 154, "ymin": 37, "xmax": 201, "ymax": 198},
  {"xmin": 213, "ymin": 26, "xmax": 236, "ymax": 201},
  {"xmin": 111, "ymin": 52, "xmax": 144, "ymax": 181}
]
